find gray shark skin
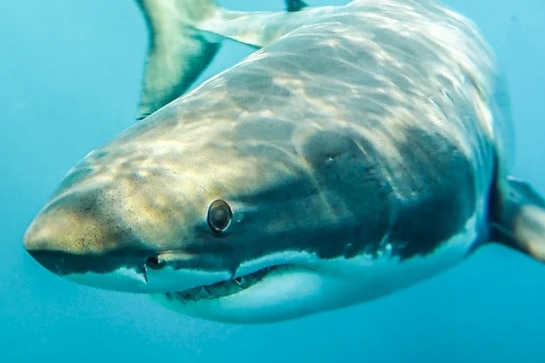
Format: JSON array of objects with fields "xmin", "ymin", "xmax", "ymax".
[{"xmin": 24, "ymin": 0, "xmax": 545, "ymax": 323}]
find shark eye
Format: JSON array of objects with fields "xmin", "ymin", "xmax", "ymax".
[{"xmin": 207, "ymin": 199, "xmax": 232, "ymax": 233}]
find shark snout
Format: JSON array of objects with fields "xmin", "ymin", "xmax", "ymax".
[
  {"xmin": 23, "ymin": 202, "xmax": 93, "ymax": 276},
  {"xmin": 23, "ymin": 189, "xmax": 158, "ymax": 291},
  {"xmin": 23, "ymin": 187, "xmax": 229, "ymax": 293}
]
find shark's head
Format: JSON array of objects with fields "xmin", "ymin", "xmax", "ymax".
[{"xmin": 24, "ymin": 97, "xmax": 408, "ymax": 323}]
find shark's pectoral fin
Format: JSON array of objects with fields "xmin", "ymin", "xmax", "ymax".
[{"xmin": 491, "ymin": 176, "xmax": 545, "ymax": 262}]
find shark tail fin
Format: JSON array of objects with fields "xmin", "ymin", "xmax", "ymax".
[
  {"xmin": 135, "ymin": 0, "xmax": 223, "ymax": 120},
  {"xmin": 491, "ymin": 176, "xmax": 545, "ymax": 262}
]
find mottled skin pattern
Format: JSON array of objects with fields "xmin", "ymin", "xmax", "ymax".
[{"xmin": 25, "ymin": 0, "xmax": 510, "ymax": 320}]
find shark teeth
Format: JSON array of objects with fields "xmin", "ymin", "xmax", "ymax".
[{"xmin": 166, "ymin": 266, "xmax": 276, "ymax": 302}]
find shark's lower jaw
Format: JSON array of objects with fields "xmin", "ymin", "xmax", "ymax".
[{"xmin": 166, "ymin": 265, "xmax": 285, "ymax": 302}]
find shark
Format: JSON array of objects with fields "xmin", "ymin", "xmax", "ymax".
[{"xmin": 24, "ymin": 0, "xmax": 545, "ymax": 323}]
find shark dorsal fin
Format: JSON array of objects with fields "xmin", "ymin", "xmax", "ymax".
[{"xmin": 135, "ymin": 0, "xmax": 311, "ymax": 120}]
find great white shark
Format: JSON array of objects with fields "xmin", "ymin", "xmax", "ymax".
[{"xmin": 24, "ymin": 0, "xmax": 545, "ymax": 323}]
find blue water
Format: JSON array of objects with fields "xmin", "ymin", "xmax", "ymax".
[{"xmin": 1, "ymin": 1, "xmax": 544, "ymax": 361}]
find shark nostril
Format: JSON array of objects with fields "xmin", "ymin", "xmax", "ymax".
[{"xmin": 145, "ymin": 256, "xmax": 165, "ymax": 270}]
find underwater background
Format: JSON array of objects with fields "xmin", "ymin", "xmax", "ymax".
[{"xmin": 1, "ymin": 0, "xmax": 544, "ymax": 361}]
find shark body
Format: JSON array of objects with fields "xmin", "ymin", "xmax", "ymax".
[{"xmin": 24, "ymin": 0, "xmax": 545, "ymax": 323}]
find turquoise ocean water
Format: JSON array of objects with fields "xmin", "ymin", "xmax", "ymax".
[{"xmin": 1, "ymin": 1, "xmax": 544, "ymax": 361}]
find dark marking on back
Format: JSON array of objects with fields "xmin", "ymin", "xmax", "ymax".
[
  {"xmin": 300, "ymin": 131, "xmax": 393, "ymax": 258},
  {"xmin": 298, "ymin": 127, "xmax": 477, "ymax": 260},
  {"xmin": 388, "ymin": 127, "xmax": 477, "ymax": 259}
]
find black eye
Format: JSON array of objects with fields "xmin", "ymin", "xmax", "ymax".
[{"xmin": 207, "ymin": 199, "xmax": 232, "ymax": 233}]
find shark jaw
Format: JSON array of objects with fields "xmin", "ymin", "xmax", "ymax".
[
  {"xmin": 60, "ymin": 250, "xmax": 319, "ymax": 295},
  {"xmin": 29, "ymin": 232, "xmax": 474, "ymax": 324},
  {"xmin": 150, "ymin": 244, "xmax": 470, "ymax": 324}
]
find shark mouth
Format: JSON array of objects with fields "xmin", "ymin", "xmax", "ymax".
[{"xmin": 165, "ymin": 265, "xmax": 286, "ymax": 302}]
